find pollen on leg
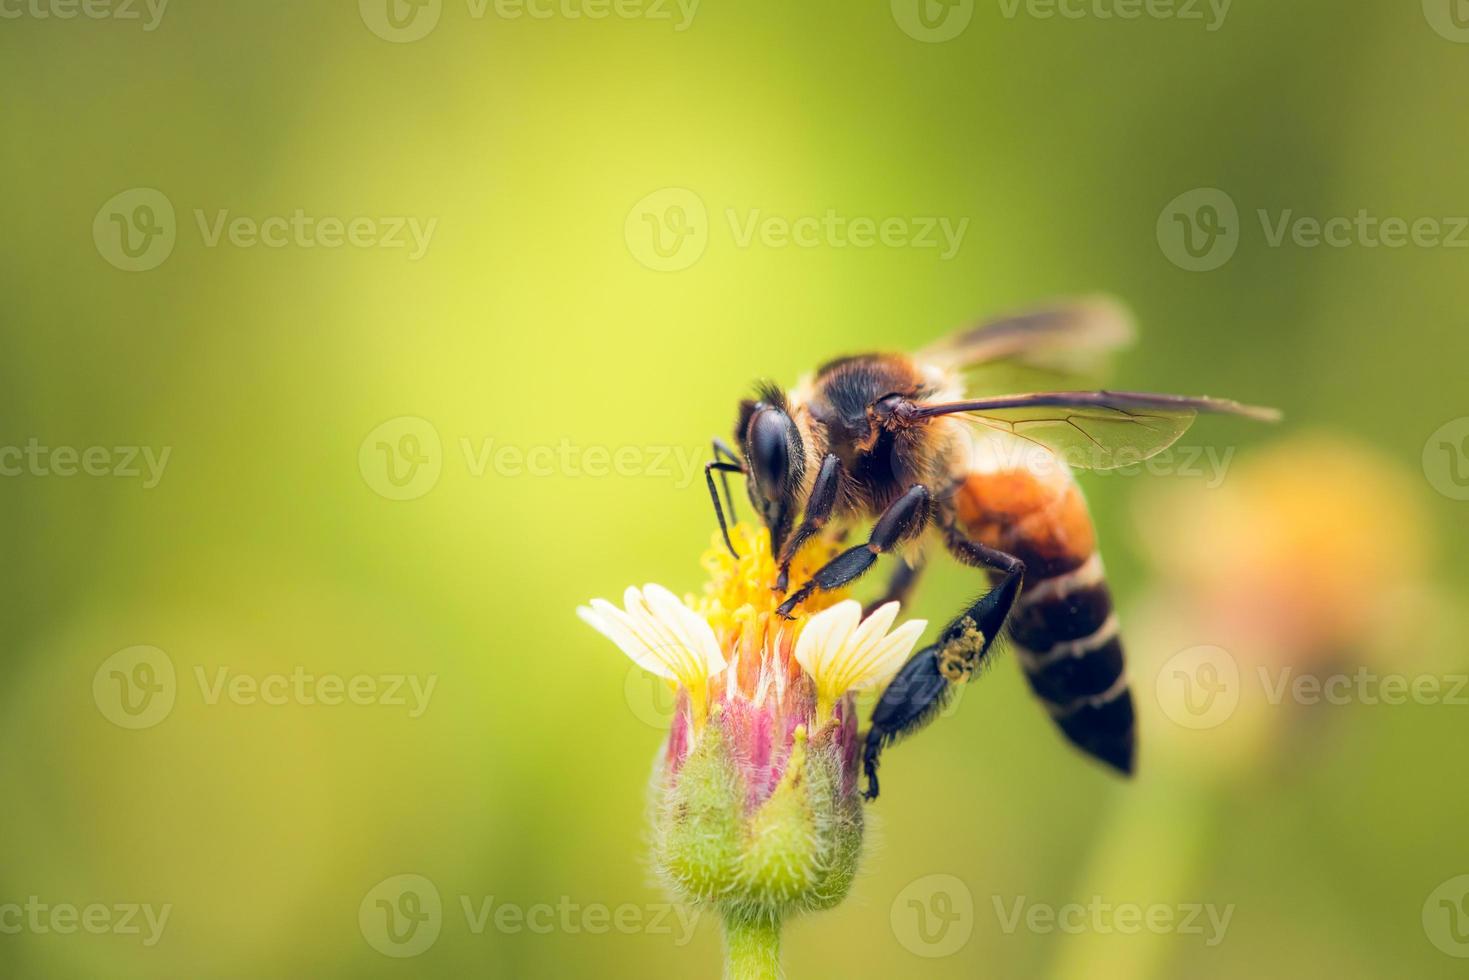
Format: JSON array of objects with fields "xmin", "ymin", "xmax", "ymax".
[{"xmin": 936, "ymin": 617, "xmax": 985, "ymax": 682}]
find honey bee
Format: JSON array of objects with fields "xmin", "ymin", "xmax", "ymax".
[{"xmin": 704, "ymin": 299, "xmax": 1278, "ymax": 799}]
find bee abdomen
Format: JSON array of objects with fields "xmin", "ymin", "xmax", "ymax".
[
  {"xmin": 1011, "ymin": 556, "xmax": 1135, "ymax": 774},
  {"xmin": 953, "ymin": 468, "xmax": 1135, "ymax": 775}
]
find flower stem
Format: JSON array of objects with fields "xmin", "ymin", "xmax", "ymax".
[{"xmin": 722, "ymin": 911, "xmax": 783, "ymax": 980}]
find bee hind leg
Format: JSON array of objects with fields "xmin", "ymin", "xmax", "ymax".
[{"xmin": 861, "ymin": 535, "xmax": 1025, "ymax": 800}]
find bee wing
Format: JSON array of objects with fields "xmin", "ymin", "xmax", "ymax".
[
  {"xmin": 916, "ymin": 297, "xmax": 1136, "ymax": 381},
  {"xmin": 910, "ymin": 391, "xmax": 1280, "ymax": 470}
]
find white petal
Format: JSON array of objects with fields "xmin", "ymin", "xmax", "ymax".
[
  {"xmin": 578, "ymin": 585, "xmax": 724, "ymax": 690},
  {"xmin": 796, "ymin": 599, "xmax": 927, "ymax": 700},
  {"xmin": 642, "ymin": 583, "xmax": 726, "ymax": 677},
  {"xmin": 834, "ymin": 601, "xmax": 903, "ymax": 685},
  {"xmin": 794, "ymin": 599, "xmax": 862, "ymax": 680},
  {"xmin": 845, "ymin": 618, "xmax": 927, "ymax": 693},
  {"xmin": 580, "ymin": 598, "xmax": 679, "ymax": 681}
]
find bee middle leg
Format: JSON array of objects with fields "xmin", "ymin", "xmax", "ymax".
[
  {"xmin": 774, "ymin": 453, "xmax": 844, "ymax": 593},
  {"xmin": 861, "ymin": 530, "xmax": 1025, "ymax": 800},
  {"xmin": 776, "ymin": 484, "xmax": 930, "ymax": 618}
]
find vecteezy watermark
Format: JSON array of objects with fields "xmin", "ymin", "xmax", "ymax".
[
  {"xmin": 1155, "ymin": 645, "xmax": 1241, "ymax": 730},
  {"xmin": 93, "ymin": 647, "xmax": 438, "ymax": 730},
  {"xmin": 968, "ymin": 437, "xmax": 1239, "ymax": 489},
  {"xmin": 891, "ymin": 0, "xmax": 975, "ymax": 43},
  {"xmin": 0, "ymin": 898, "xmax": 171, "ymax": 947},
  {"xmin": 93, "ymin": 646, "xmax": 178, "ymax": 730},
  {"xmin": 1423, "ymin": 0, "xmax": 1469, "ymax": 43},
  {"xmin": 1157, "ymin": 187, "xmax": 1469, "ymax": 272},
  {"xmin": 1258, "ymin": 668, "xmax": 1469, "ymax": 708},
  {"xmin": 360, "ymin": 875, "xmax": 443, "ymax": 958},
  {"xmin": 0, "ymin": 0, "xmax": 168, "ymax": 30},
  {"xmin": 891, "ymin": 876, "xmax": 1233, "ymax": 954},
  {"xmin": 992, "ymin": 895, "xmax": 1234, "ymax": 946},
  {"xmin": 358, "ymin": 875, "xmax": 700, "ymax": 958},
  {"xmin": 891, "ymin": 874, "xmax": 975, "ymax": 958},
  {"xmin": 1424, "ymin": 875, "xmax": 1469, "ymax": 958},
  {"xmin": 93, "ymin": 188, "xmax": 437, "ymax": 272},
  {"xmin": 358, "ymin": 0, "xmax": 697, "ymax": 43},
  {"xmin": 0, "ymin": 439, "xmax": 171, "ymax": 489},
  {"xmin": 1156, "ymin": 645, "xmax": 1469, "ymax": 730},
  {"xmin": 624, "ymin": 188, "xmax": 969, "ymax": 273},
  {"xmin": 1423, "ymin": 417, "xmax": 1469, "ymax": 502},
  {"xmin": 358, "ymin": 416, "xmax": 707, "ymax": 501},
  {"xmin": 996, "ymin": 0, "xmax": 1231, "ymax": 31}
]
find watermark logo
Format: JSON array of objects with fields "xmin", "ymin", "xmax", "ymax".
[
  {"xmin": 1424, "ymin": 875, "xmax": 1469, "ymax": 957},
  {"xmin": 1423, "ymin": 417, "xmax": 1469, "ymax": 501},
  {"xmin": 360, "ymin": 874, "xmax": 443, "ymax": 958},
  {"xmin": 1160, "ymin": 187, "xmax": 1469, "ymax": 270},
  {"xmin": 0, "ymin": 440, "xmax": 171, "ymax": 488},
  {"xmin": 1423, "ymin": 0, "xmax": 1469, "ymax": 42},
  {"xmin": 459, "ymin": 895, "xmax": 698, "ymax": 940},
  {"xmin": 362, "ymin": 426, "xmax": 708, "ymax": 500},
  {"xmin": 624, "ymin": 661, "xmax": 680, "ymax": 728},
  {"xmin": 892, "ymin": 874, "xmax": 973, "ymax": 958},
  {"xmin": 1156, "ymin": 187, "xmax": 1238, "ymax": 272},
  {"xmin": 995, "ymin": 0, "xmax": 1230, "ymax": 31},
  {"xmin": 94, "ymin": 655, "xmax": 437, "ymax": 723},
  {"xmin": 359, "ymin": 417, "xmax": 444, "ymax": 501},
  {"xmin": 626, "ymin": 187, "xmax": 968, "ymax": 271},
  {"xmin": 361, "ymin": 0, "xmax": 697, "ymax": 39},
  {"xmin": 0, "ymin": 898, "xmax": 172, "ymax": 946},
  {"xmin": 95, "ymin": 190, "xmax": 437, "ymax": 270},
  {"xmin": 94, "ymin": 188, "xmax": 176, "ymax": 272},
  {"xmin": 1259, "ymin": 666, "xmax": 1469, "ymax": 708},
  {"xmin": 891, "ymin": 0, "xmax": 974, "ymax": 42},
  {"xmin": 93, "ymin": 646, "xmax": 177, "ymax": 730},
  {"xmin": 625, "ymin": 188, "xmax": 708, "ymax": 272},
  {"xmin": 0, "ymin": 0, "xmax": 169, "ymax": 30},
  {"xmin": 360, "ymin": 0, "xmax": 443, "ymax": 42},
  {"xmin": 993, "ymin": 896, "xmax": 1233, "ymax": 945},
  {"xmin": 1155, "ymin": 644, "xmax": 1239, "ymax": 729}
]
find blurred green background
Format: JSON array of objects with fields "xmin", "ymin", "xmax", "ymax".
[{"xmin": 3, "ymin": 1, "xmax": 1468, "ymax": 977}]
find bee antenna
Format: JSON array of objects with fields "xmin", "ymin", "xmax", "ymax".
[{"xmin": 752, "ymin": 380, "xmax": 788, "ymax": 412}]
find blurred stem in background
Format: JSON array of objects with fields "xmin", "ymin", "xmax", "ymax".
[
  {"xmin": 1050, "ymin": 776, "xmax": 1215, "ymax": 980},
  {"xmin": 1050, "ymin": 434, "xmax": 1447, "ymax": 979}
]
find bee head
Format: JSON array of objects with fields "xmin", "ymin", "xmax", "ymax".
[{"xmin": 736, "ymin": 383, "xmax": 805, "ymax": 555}]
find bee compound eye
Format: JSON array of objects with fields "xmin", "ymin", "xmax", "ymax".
[{"xmin": 748, "ymin": 408, "xmax": 792, "ymax": 501}]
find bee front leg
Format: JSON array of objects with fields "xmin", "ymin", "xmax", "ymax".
[
  {"xmin": 776, "ymin": 484, "xmax": 930, "ymax": 618},
  {"xmin": 705, "ymin": 458, "xmax": 745, "ymax": 558},
  {"xmin": 711, "ymin": 436, "xmax": 743, "ymax": 519}
]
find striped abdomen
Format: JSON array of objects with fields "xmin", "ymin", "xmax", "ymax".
[{"xmin": 952, "ymin": 461, "xmax": 1136, "ymax": 775}]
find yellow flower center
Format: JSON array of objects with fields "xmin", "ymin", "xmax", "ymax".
[{"xmin": 688, "ymin": 524, "xmax": 852, "ymax": 697}]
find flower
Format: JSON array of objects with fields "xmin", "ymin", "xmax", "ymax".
[
  {"xmin": 795, "ymin": 600, "xmax": 927, "ymax": 728},
  {"xmin": 578, "ymin": 523, "xmax": 928, "ymax": 974}
]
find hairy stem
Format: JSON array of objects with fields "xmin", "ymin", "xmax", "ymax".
[{"xmin": 722, "ymin": 911, "xmax": 783, "ymax": 980}]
